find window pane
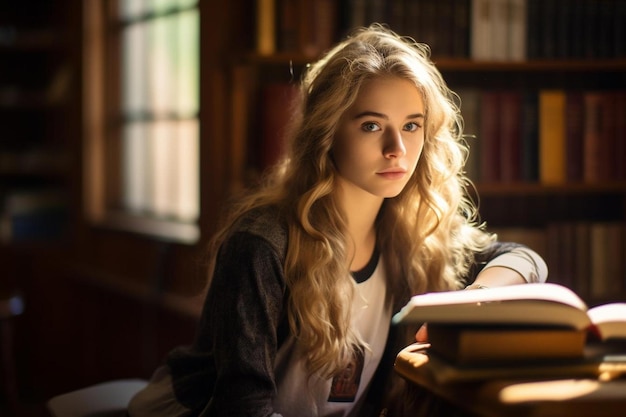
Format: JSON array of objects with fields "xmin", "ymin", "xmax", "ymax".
[
  {"xmin": 149, "ymin": 11, "xmax": 199, "ymax": 116},
  {"xmin": 151, "ymin": 120, "xmax": 176, "ymax": 216},
  {"xmin": 122, "ymin": 21, "xmax": 148, "ymax": 116},
  {"xmin": 121, "ymin": 8, "xmax": 199, "ymax": 116},
  {"xmin": 176, "ymin": 10, "xmax": 199, "ymax": 116},
  {"xmin": 122, "ymin": 121, "xmax": 150, "ymax": 213},
  {"xmin": 175, "ymin": 120, "xmax": 199, "ymax": 221},
  {"xmin": 118, "ymin": 1, "xmax": 199, "ymax": 226},
  {"xmin": 120, "ymin": 0, "xmax": 198, "ymax": 19},
  {"xmin": 119, "ymin": 0, "xmax": 146, "ymax": 19},
  {"xmin": 150, "ymin": 15, "xmax": 176, "ymax": 116}
]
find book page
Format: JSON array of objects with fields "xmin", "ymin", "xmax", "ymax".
[
  {"xmin": 393, "ymin": 283, "xmax": 591, "ymax": 329},
  {"xmin": 587, "ymin": 303, "xmax": 626, "ymax": 340}
]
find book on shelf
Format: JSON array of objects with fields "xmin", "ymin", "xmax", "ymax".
[
  {"xmin": 507, "ymin": 0, "xmax": 527, "ymax": 61},
  {"xmin": 538, "ymin": 90, "xmax": 566, "ymax": 184},
  {"xmin": 456, "ymin": 88, "xmax": 625, "ymax": 186},
  {"xmin": 297, "ymin": 0, "xmax": 338, "ymax": 57},
  {"xmin": 498, "ymin": 90, "xmax": 522, "ymax": 182},
  {"xmin": 346, "ymin": 0, "xmax": 367, "ymax": 30},
  {"xmin": 565, "ymin": 91, "xmax": 584, "ymax": 182},
  {"xmin": 451, "ymin": 0, "xmax": 471, "ymax": 58},
  {"xmin": 470, "ymin": 0, "xmax": 528, "ymax": 61},
  {"xmin": 583, "ymin": 91, "xmax": 614, "ymax": 183},
  {"xmin": 230, "ymin": 65, "xmax": 255, "ymax": 190},
  {"xmin": 573, "ymin": 221, "xmax": 592, "ymax": 301},
  {"xmin": 277, "ymin": 0, "xmax": 299, "ymax": 52},
  {"xmin": 616, "ymin": 0, "xmax": 626, "ymax": 58},
  {"xmin": 539, "ymin": 0, "xmax": 558, "ymax": 58},
  {"xmin": 259, "ymin": 0, "xmax": 625, "ymax": 60},
  {"xmin": 457, "ymin": 88, "xmax": 481, "ymax": 182},
  {"xmin": 478, "ymin": 90, "xmax": 500, "ymax": 183},
  {"xmin": 589, "ymin": 222, "xmax": 624, "ymax": 301},
  {"xmin": 490, "ymin": 0, "xmax": 508, "ymax": 60},
  {"xmin": 260, "ymin": 0, "xmax": 339, "ymax": 56},
  {"xmin": 392, "ymin": 283, "xmax": 626, "ymax": 363},
  {"xmin": 520, "ymin": 91, "xmax": 539, "ymax": 182},
  {"xmin": 550, "ymin": 222, "xmax": 578, "ymax": 291},
  {"xmin": 537, "ymin": 221, "xmax": 625, "ymax": 303},
  {"xmin": 259, "ymin": 82, "xmax": 299, "ymax": 171},
  {"xmin": 0, "ymin": 188, "xmax": 68, "ymax": 242},
  {"xmin": 616, "ymin": 92, "xmax": 626, "ymax": 180},
  {"xmin": 490, "ymin": 227, "xmax": 548, "ymax": 262},
  {"xmin": 525, "ymin": 0, "xmax": 542, "ymax": 58},
  {"xmin": 419, "ymin": 0, "xmax": 441, "ymax": 57},
  {"xmin": 526, "ymin": 0, "xmax": 623, "ymax": 60},
  {"xmin": 470, "ymin": 0, "xmax": 493, "ymax": 60},
  {"xmin": 256, "ymin": 0, "xmax": 276, "ymax": 55}
]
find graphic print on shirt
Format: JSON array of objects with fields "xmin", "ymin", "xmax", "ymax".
[{"xmin": 328, "ymin": 346, "xmax": 364, "ymax": 402}]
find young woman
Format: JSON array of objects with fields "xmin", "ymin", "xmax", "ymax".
[{"xmin": 128, "ymin": 24, "xmax": 547, "ymax": 417}]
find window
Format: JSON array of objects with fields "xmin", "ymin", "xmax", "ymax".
[{"xmin": 84, "ymin": 0, "xmax": 200, "ymax": 243}]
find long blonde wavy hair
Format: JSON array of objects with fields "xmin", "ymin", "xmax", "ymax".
[{"xmin": 207, "ymin": 24, "xmax": 494, "ymax": 378}]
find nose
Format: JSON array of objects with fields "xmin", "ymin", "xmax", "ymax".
[{"xmin": 383, "ymin": 129, "xmax": 406, "ymax": 158}]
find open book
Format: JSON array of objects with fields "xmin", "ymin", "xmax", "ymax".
[
  {"xmin": 392, "ymin": 283, "xmax": 626, "ymax": 364},
  {"xmin": 393, "ymin": 283, "xmax": 626, "ymax": 340}
]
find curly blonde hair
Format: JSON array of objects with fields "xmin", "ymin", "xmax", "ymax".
[{"xmin": 208, "ymin": 24, "xmax": 493, "ymax": 377}]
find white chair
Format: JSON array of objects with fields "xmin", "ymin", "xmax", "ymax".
[
  {"xmin": 0, "ymin": 291, "xmax": 24, "ymax": 415},
  {"xmin": 46, "ymin": 379, "xmax": 148, "ymax": 417}
]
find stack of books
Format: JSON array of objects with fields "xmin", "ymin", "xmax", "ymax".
[{"xmin": 392, "ymin": 283, "xmax": 626, "ymax": 384}]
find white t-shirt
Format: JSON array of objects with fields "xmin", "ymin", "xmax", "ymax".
[{"xmin": 272, "ymin": 257, "xmax": 391, "ymax": 417}]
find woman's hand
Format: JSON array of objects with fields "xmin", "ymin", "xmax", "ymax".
[{"xmin": 415, "ymin": 323, "xmax": 428, "ymax": 342}]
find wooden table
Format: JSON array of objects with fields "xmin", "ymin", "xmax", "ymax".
[{"xmin": 394, "ymin": 343, "xmax": 626, "ymax": 417}]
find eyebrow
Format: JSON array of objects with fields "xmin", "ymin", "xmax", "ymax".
[{"xmin": 353, "ymin": 111, "xmax": 425, "ymax": 120}]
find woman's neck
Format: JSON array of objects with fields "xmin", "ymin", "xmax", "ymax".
[
  {"xmin": 338, "ymin": 185, "xmax": 384, "ymax": 271},
  {"xmin": 347, "ymin": 223, "xmax": 377, "ymax": 272}
]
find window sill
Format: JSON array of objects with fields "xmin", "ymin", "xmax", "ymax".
[{"xmin": 93, "ymin": 211, "xmax": 200, "ymax": 245}]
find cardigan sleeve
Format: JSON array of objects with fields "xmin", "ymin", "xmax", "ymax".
[
  {"xmin": 202, "ymin": 231, "xmax": 286, "ymax": 417},
  {"xmin": 482, "ymin": 247, "xmax": 548, "ymax": 283},
  {"xmin": 169, "ymin": 231, "xmax": 288, "ymax": 417},
  {"xmin": 466, "ymin": 241, "xmax": 548, "ymax": 285}
]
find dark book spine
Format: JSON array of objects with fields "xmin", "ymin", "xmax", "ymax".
[
  {"xmin": 526, "ymin": 0, "xmax": 542, "ymax": 59},
  {"xmin": 451, "ymin": 0, "xmax": 470, "ymax": 58},
  {"xmin": 614, "ymin": 0, "xmax": 626, "ymax": 57},
  {"xmin": 479, "ymin": 91, "xmax": 501, "ymax": 183},
  {"xmin": 520, "ymin": 91, "xmax": 539, "ymax": 182},
  {"xmin": 499, "ymin": 91, "xmax": 523, "ymax": 183}
]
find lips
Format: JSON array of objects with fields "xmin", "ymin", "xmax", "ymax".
[
  {"xmin": 377, "ymin": 167, "xmax": 407, "ymax": 175},
  {"xmin": 377, "ymin": 167, "xmax": 407, "ymax": 179}
]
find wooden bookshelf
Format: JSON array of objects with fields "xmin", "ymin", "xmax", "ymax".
[
  {"xmin": 229, "ymin": 0, "xmax": 626, "ymax": 304},
  {"xmin": 0, "ymin": 0, "xmax": 622, "ymax": 408},
  {"xmin": 238, "ymin": 54, "xmax": 626, "ymax": 73},
  {"xmin": 0, "ymin": 3, "xmax": 77, "ymax": 245}
]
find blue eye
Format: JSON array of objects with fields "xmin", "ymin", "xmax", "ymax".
[
  {"xmin": 362, "ymin": 122, "xmax": 381, "ymax": 132},
  {"xmin": 405, "ymin": 122, "xmax": 421, "ymax": 132}
]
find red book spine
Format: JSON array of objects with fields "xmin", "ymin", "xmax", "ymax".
[
  {"xmin": 479, "ymin": 91, "xmax": 501, "ymax": 183},
  {"xmin": 615, "ymin": 91, "xmax": 626, "ymax": 181},
  {"xmin": 259, "ymin": 83, "xmax": 299, "ymax": 171},
  {"xmin": 499, "ymin": 91, "xmax": 522, "ymax": 183}
]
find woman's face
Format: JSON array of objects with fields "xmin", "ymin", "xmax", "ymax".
[{"xmin": 333, "ymin": 76, "xmax": 425, "ymax": 200}]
